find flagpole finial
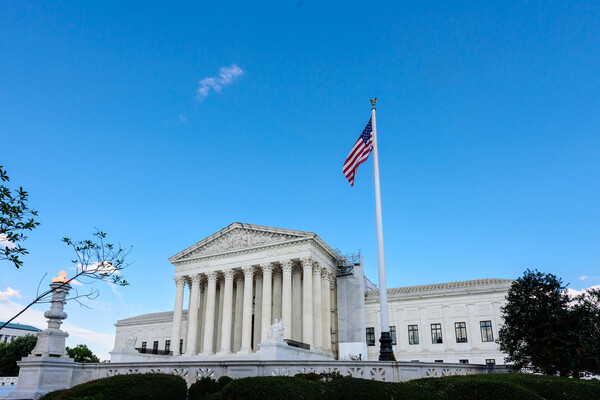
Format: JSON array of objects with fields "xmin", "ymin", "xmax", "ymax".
[{"xmin": 370, "ymin": 98, "xmax": 377, "ymax": 108}]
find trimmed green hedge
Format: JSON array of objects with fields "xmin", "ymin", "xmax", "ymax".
[
  {"xmin": 38, "ymin": 373, "xmax": 187, "ymax": 400},
  {"xmin": 220, "ymin": 373, "xmax": 600, "ymax": 400},
  {"xmin": 189, "ymin": 376, "xmax": 233, "ymax": 400},
  {"xmin": 221, "ymin": 376, "xmax": 323, "ymax": 400},
  {"xmin": 38, "ymin": 372, "xmax": 600, "ymax": 400}
]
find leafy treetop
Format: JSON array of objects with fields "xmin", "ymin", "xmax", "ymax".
[{"xmin": 0, "ymin": 165, "xmax": 40, "ymax": 269}]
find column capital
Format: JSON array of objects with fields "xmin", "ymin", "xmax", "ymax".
[
  {"xmin": 300, "ymin": 257, "xmax": 313, "ymax": 269},
  {"xmin": 206, "ymin": 271, "xmax": 218, "ymax": 282},
  {"xmin": 260, "ymin": 263, "xmax": 273, "ymax": 274},
  {"xmin": 174, "ymin": 276, "xmax": 186, "ymax": 287},
  {"xmin": 242, "ymin": 265, "xmax": 254, "ymax": 277},
  {"xmin": 223, "ymin": 269, "xmax": 235, "ymax": 280},
  {"xmin": 191, "ymin": 274, "xmax": 202, "ymax": 284},
  {"xmin": 312, "ymin": 263, "xmax": 323, "ymax": 274},
  {"xmin": 280, "ymin": 260, "xmax": 293, "ymax": 272},
  {"xmin": 328, "ymin": 274, "xmax": 336, "ymax": 289}
]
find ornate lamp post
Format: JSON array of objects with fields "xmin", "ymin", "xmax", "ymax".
[{"xmin": 30, "ymin": 271, "xmax": 72, "ymax": 357}]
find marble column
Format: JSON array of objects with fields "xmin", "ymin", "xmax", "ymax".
[
  {"xmin": 201, "ymin": 272, "xmax": 217, "ymax": 354},
  {"xmin": 218, "ymin": 269, "xmax": 235, "ymax": 354},
  {"xmin": 185, "ymin": 274, "xmax": 201, "ymax": 355},
  {"xmin": 239, "ymin": 266, "xmax": 254, "ymax": 353},
  {"xmin": 184, "ymin": 279, "xmax": 192, "ymax": 351},
  {"xmin": 198, "ymin": 282, "xmax": 206, "ymax": 352},
  {"xmin": 233, "ymin": 275, "xmax": 244, "ymax": 352},
  {"xmin": 321, "ymin": 271, "xmax": 332, "ymax": 352},
  {"xmin": 312, "ymin": 264, "xmax": 323, "ymax": 350},
  {"xmin": 330, "ymin": 276, "xmax": 338, "ymax": 356},
  {"xmin": 292, "ymin": 267, "xmax": 302, "ymax": 342},
  {"xmin": 170, "ymin": 277, "xmax": 186, "ymax": 355},
  {"xmin": 272, "ymin": 269, "xmax": 282, "ymax": 322},
  {"xmin": 186, "ymin": 278, "xmax": 193, "ymax": 317},
  {"xmin": 253, "ymin": 274, "xmax": 263, "ymax": 350},
  {"xmin": 215, "ymin": 279, "xmax": 224, "ymax": 352},
  {"xmin": 301, "ymin": 257, "xmax": 314, "ymax": 346},
  {"xmin": 260, "ymin": 263, "xmax": 273, "ymax": 342},
  {"xmin": 280, "ymin": 260, "xmax": 293, "ymax": 340}
]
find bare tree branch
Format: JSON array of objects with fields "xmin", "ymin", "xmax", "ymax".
[{"xmin": 0, "ymin": 229, "xmax": 132, "ymax": 331}]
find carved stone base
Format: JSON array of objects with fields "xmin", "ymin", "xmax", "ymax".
[
  {"xmin": 258, "ymin": 340, "xmax": 335, "ymax": 361},
  {"xmin": 30, "ymin": 329, "xmax": 69, "ymax": 358},
  {"xmin": 8, "ymin": 356, "xmax": 76, "ymax": 400}
]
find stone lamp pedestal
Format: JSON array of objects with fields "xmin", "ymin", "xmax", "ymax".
[
  {"xmin": 9, "ymin": 273, "xmax": 77, "ymax": 400},
  {"xmin": 30, "ymin": 282, "xmax": 71, "ymax": 358}
]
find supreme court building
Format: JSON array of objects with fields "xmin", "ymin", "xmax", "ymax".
[{"xmin": 111, "ymin": 223, "xmax": 511, "ymax": 365}]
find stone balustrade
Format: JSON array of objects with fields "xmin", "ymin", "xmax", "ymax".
[
  {"xmin": 0, "ymin": 377, "xmax": 18, "ymax": 386},
  {"xmin": 38, "ymin": 360, "xmax": 507, "ymax": 388}
]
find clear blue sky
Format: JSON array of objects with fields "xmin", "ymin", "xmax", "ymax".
[{"xmin": 1, "ymin": 1, "xmax": 599, "ymax": 358}]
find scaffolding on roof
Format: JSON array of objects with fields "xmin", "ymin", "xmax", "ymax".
[{"xmin": 335, "ymin": 249, "xmax": 361, "ymax": 276}]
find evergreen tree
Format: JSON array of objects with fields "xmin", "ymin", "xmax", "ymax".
[
  {"xmin": 0, "ymin": 334, "xmax": 37, "ymax": 376},
  {"xmin": 66, "ymin": 344, "xmax": 100, "ymax": 363},
  {"xmin": 499, "ymin": 269, "xmax": 600, "ymax": 377}
]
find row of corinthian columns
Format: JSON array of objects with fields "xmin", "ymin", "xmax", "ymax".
[{"xmin": 170, "ymin": 257, "xmax": 336, "ymax": 356}]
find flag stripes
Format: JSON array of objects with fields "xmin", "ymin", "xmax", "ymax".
[{"xmin": 343, "ymin": 118, "xmax": 373, "ymax": 186}]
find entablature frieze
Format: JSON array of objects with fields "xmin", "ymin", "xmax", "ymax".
[
  {"xmin": 172, "ymin": 237, "xmax": 336, "ymax": 270},
  {"xmin": 173, "ymin": 241, "xmax": 336, "ymax": 278}
]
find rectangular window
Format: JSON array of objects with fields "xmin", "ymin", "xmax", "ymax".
[
  {"xmin": 366, "ymin": 327, "xmax": 375, "ymax": 346},
  {"xmin": 165, "ymin": 340, "xmax": 171, "ymax": 353},
  {"xmin": 486, "ymin": 359, "xmax": 496, "ymax": 365},
  {"xmin": 179, "ymin": 339, "xmax": 184, "ymax": 354},
  {"xmin": 459, "ymin": 359, "xmax": 469, "ymax": 364},
  {"xmin": 434, "ymin": 360, "xmax": 443, "ymax": 363},
  {"xmin": 455, "ymin": 322, "xmax": 468, "ymax": 343},
  {"xmin": 141, "ymin": 342, "xmax": 147, "ymax": 351},
  {"xmin": 431, "ymin": 323, "xmax": 443, "ymax": 344},
  {"xmin": 480, "ymin": 321, "xmax": 494, "ymax": 342},
  {"xmin": 153, "ymin": 341, "xmax": 159, "ymax": 354},
  {"xmin": 390, "ymin": 326, "xmax": 397, "ymax": 345},
  {"xmin": 408, "ymin": 325, "xmax": 419, "ymax": 345}
]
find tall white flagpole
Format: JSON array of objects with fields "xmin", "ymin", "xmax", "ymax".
[{"xmin": 370, "ymin": 97, "xmax": 393, "ymax": 361}]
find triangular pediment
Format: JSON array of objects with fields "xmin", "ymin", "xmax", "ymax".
[{"xmin": 169, "ymin": 223, "xmax": 315, "ymax": 262}]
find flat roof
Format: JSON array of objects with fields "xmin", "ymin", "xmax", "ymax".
[{"xmin": 0, "ymin": 322, "xmax": 42, "ymax": 332}]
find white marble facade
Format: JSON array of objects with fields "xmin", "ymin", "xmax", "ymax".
[
  {"xmin": 112, "ymin": 223, "xmax": 338, "ymax": 361},
  {"xmin": 364, "ymin": 279, "xmax": 511, "ymax": 364},
  {"xmin": 111, "ymin": 223, "xmax": 511, "ymax": 365}
]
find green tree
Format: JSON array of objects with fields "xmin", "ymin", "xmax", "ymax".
[
  {"xmin": 499, "ymin": 269, "xmax": 600, "ymax": 377},
  {"xmin": 0, "ymin": 165, "xmax": 40, "ymax": 269},
  {"xmin": 568, "ymin": 288, "xmax": 600, "ymax": 376},
  {"xmin": 0, "ymin": 334, "xmax": 37, "ymax": 376},
  {"xmin": 66, "ymin": 344, "xmax": 100, "ymax": 363}
]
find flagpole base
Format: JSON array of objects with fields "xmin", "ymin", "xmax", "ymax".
[{"xmin": 378, "ymin": 332, "xmax": 393, "ymax": 361}]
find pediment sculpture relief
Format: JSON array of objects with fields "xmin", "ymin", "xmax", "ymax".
[{"xmin": 187, "ymin": 229, "xmax": 303, "ymax": 258}]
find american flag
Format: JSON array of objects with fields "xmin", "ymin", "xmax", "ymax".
[{"xmin": 343, "ymin": 118, "xmax": 373, "ymax": 186}]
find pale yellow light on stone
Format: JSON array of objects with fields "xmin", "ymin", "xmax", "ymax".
[{"xmin": 52, "ymin": 271, "xmax": 68, "ymax": 283}]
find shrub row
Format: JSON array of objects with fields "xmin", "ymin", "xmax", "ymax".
[
  {"xmin": 39, "ymin": 371, "xmax": 600, "ymax": 400},
  {"xmin": 39, "ymin": 374, "xmax": 187, "ymax": 400},
  {"xmin": 220, "ymin": 373, "xmax": 600, "ymax": 400}
]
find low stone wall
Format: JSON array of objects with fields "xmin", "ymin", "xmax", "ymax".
[
  {"xmin": 73, "ymin": 360, "xmax": 508, "ymax": 387},
  {"xmin": 0, "ymin": 377, "xmax": 18, "ymax": 386},
  {"xmin": 11, "ymin": 358, "xmax": 509, "ymax": 398}
]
